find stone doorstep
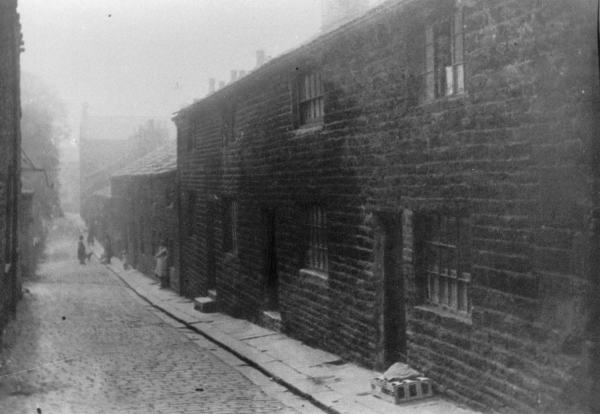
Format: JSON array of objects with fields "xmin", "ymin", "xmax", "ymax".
[
  {"xmin": 261, "ymin": 310, "xmax": 282, "ymax": 332},
  {"xmin": 194, "ymin": 296, "xmax": 217, "ymax": 313}
]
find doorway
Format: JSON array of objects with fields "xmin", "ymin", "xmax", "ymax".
[
  {"xmin": 206, "ymin": 201, "xmax": 217, "ymax": 290},
  {"xmin": 263, "ymin": 208, "xmax": 278, "ymax": 310},
  {"xmin": 375, "ymin": 213, "xmax": 407, "ymax": 369}
]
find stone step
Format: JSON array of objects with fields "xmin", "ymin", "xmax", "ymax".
[
  {"xmin": 208, "ymin": 289, "xmax": 217, "ymax": 301},
  {"xmin": 194, "ymin": 296, "xmax": 217, "ymax": 313},
  {"xmin": 261, "ymin": 310, "xmax": 281, "ymax": 332}
]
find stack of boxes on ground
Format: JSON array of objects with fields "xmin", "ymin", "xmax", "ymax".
[{"xmin": 371, "ymin": 362, "xmax": 433, "ymax": 404}]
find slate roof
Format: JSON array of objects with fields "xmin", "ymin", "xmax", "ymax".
[{"xmin": 112, "ymin": 140, "xmax": 177, "ymax": 178}]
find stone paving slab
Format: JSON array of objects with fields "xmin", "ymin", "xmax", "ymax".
[
  {"xmin": 223, "ymin": 323, "xmax": 278, "ymax": 341},
  {"xmin": 243, "ymin": 333, "xmax": 289, "ymax": 348}
]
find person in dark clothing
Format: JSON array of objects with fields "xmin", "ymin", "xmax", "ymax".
[
  {"xmin": 77, "ymin": 236, "xmax": 86, "ymax": 264},
  {"xmin": 154, "ymin": 241, "xmax": 168, "ymax": 288},
  {"xmin": 102, "ymin": 235, "xmax": 113, "ymax": 264}
]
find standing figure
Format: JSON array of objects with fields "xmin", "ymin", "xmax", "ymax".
[
  {"xmin": 155, "ymin": 241, "xmax": 168, "ymax": 289},
  {"xmin": 103, "ymin": 235, "xmax": 113, "ymax": 264},
  {"xmin": 121, "ymin": 250, "xmax": 130, "ymax": 270},
  {"xmin": 77, "ymin": 236, "xmax": 86, "ymax": 265}
]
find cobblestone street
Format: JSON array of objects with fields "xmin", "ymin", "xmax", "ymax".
[{"xmin": 0, "ymin": 220, "xmax": 320, "ymax": 414}]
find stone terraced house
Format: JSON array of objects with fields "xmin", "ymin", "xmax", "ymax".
[
  {"xmin": 109, "ymin": 140, "xmax": 181, "ymax": 292},
  {"xmin": 172, "ymin": 0, "xmax": 600, "ymax": 412},
  {"xmin": 0, "ymin": 0, "xmax": 23, "ymax": 333}
]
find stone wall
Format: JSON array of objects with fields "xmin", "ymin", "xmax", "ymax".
[
  {"xmin": 0, "ymin": 0, "xmax": 22, "ymax": 331},
  {"xmin": 174, "ymin": 0, "xmax": 600, "ymax": 412}
]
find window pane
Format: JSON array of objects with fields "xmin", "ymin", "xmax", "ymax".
[
  {"xmin": 456, "ymin": 64, "xmax": 465, "ymax": 94},
  {"xmin": 425, "ymin": 44, "xmax": 434, "ymax": 72},
  {"xmin": 458, "ymin": 280, "xmax": 467, "ymax": 311},
  {"xmin": 423, "ymin": 213, "xmax": 470, "ymax": 313},
  {"xmin": 451, "ymin": 279, "xmax": 458, "ymax": 309},
  {"xmin": 454, "ymin": 9, "xmax": 463, "ymax": 37},
  {"xmin": 304, "ymin": 76, "xmax": 310, "ymax": 100},
  {"xmin": 307, "ymin": 205, "xmax": 327, "ymax": 271},
  {"xmin": 300, "ymin": 78, "xmax": 306, "ymax": 101},
  {"xmin": 446, "ymin": 66, "xmax": 454, "ymax": 95},
  {"xmin": 425, "ymin": 25, "xmax": 434, "ymax": 45},
  {"xmin": 316, "ymin": 72, "xmax": 322, "ymax": 96},
  {"xmin": 454, "ymin": 31, "xmax": 464, "ymax": 65}
]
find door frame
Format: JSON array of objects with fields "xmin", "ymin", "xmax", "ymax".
[{"xmin": 262, "ymin": 207, "xmax": 278, "ymax": 310}]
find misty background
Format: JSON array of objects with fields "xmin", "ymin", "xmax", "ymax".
[{"xmin": 19, "ymin": 0, "xmax": 384, "ymax": 138}]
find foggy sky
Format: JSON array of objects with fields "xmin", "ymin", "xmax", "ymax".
[{"xmin": 18, "ymin": 0, "xmax": 326, "ymax": 136}]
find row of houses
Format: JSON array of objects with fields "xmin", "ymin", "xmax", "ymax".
[
  {"xmin": 99, "ymin": 0, "xmax": 600, "ymax": 412},
  {"xmin": 78, "ymin": 108, "xmax": 171, "ymax": 226}
]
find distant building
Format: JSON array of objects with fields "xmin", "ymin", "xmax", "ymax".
[
  {"xmin": 58, "ymin": 137, "xmax": 80, "ymax": 213},
  {"xmin": 78, "ymin": 106, "xmax": 170, "ymax": 227},
  {"xmin": 0, "ymin": 0, "xmax": 23, "ymax": 330},
  {"xmin": 173, "ymin": 0, "xmax": 600, "ymax": 412},
  {"xmin": 109, "ymin": 141, "xmax": 180, "ymax": 292}
]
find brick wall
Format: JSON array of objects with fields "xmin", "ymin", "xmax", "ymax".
[{"xmin": 175, "ymin": 0, "xmax": 599, "ymax": 412}]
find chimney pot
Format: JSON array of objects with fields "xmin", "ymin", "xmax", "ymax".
[
  {"xmin": 209, "ymin": 78, "xmax": 216, "ymax": 94},
  {"xmin": 231, "ymin": 70, "xmax": 239, "ymax": 82},
  {"xmin": 219, "ymin": 81, "xmax": 225, "ymax": 89}
]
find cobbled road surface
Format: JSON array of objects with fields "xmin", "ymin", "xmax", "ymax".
[{"xmin": 0, "ymin": 219, "xmax": 317, "ymax": 414}]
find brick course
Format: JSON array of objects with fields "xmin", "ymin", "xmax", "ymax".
[{"xmin": 174, "ymin": 0, "xmax": 600, "ymax": 412}]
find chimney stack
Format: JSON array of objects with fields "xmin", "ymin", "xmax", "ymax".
[
  {"xmin": 238, "ymin": 70, "xmax": 247, "ymax": 78},
  {"xmin": 231, "ymin": 70, "xmax": 239, "ymax": 83},
  {"xmin": 256, "ymin": 49, "xmax": 266, "ymax": 68},
  {"xmin": 219, "ymin": 81, "xmax": 225, "ymax": 90},
  {"xmin": 209, "ymin": 78, "xmax": 216, "ymax": 94}
]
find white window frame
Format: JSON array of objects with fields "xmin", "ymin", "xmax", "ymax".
[
  {"xmin": 423, "ymin": 6, "xmax": 465, "ymax": 100},
  {"xmin": 298, "ymin": 72, "xmax": 324, "ymax": 126},
  {"xmin": 424, "ymin": 213, "xmax": 471, "ymax": 315},
  {"xmin": 306, "ymin": 205, "xmax": 328, "ymax": 272}
]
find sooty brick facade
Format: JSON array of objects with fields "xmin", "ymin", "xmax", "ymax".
[
  {"xmin": 0, "ymin": 0, "xmax": 23, "ymax": 333},
  {"xmin": 174, "ymin": 0, "xmax": 600, "ymax": 412},
  {"xmin": 110, "ymin": 141, "xmax": 181, "ymax": 292}
]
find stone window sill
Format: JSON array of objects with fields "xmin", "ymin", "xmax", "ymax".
[
  {"xmin": 224, "ymin": 251, "xmax": 239, "ymax": 261},
  {"xmin": 414, "ymin": 304, "xmax": 472, "ymax": 326},
  {"xmin": 299, "ymin": 268, "xmax": 328, "ymax": 281},
  {"xmin": 293, "ymin": 124, "xmax": 323, "ymax": 137}
]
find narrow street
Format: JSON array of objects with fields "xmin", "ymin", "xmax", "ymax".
[{"xmin": 0, "ymin": 218, "xmax": 321, "ymax": 414}]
